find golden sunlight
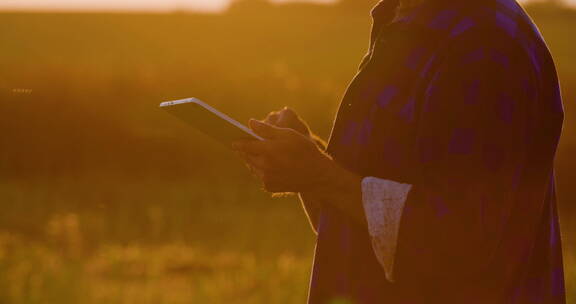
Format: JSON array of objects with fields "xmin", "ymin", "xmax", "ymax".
[{"xmin": 0, "ymin": 0, "xmax": 568, "ymax": 12}]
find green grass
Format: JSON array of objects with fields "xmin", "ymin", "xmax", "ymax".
[{"xmin": 0, "ymin": 3, "xmax": 574, "ymax": 303}]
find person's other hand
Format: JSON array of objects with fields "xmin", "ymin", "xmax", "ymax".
[
  {"xmin": 233, "ymin": 119, "xmax": 334, "ymax": 194},
  {"xmin": 263, "ymin": 107, "xmax": 311, "ymax": 138},
  {"xmin": 263, "ymin": 107, "xmax": 327, "ymax": 150}
]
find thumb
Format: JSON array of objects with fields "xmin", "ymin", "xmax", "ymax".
[{"xmin": 249, "ymin": 119, "xmax": 282, "ymax": 140}]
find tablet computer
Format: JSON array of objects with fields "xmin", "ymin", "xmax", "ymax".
[{"xmin": 160, "ymin": 98, "xmax": 264, "ymax": 146}]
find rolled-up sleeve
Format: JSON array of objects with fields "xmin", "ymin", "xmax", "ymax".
[{"xmin": 361, "ymin": 177, "xmax": 412, "ymax": 282}]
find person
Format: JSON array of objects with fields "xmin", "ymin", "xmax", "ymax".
[{"xmin": 233, "ymin": 0, "xmax": 566, "ymax": 303}]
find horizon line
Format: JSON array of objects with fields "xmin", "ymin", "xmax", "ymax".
[{"xmin": 0, "ymin": 0, "xmax": 571, "ymax": 14}]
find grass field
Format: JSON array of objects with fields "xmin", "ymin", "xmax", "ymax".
[{"xmin": 0, "ymin": 3, "xmax": 574, "ymax": 303}]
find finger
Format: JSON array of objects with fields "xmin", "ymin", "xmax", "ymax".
[
  {"xmin": 281, "ymin": 107, "xmax": 297, "ymax": 120},
  {"xmin": 246, "ymin": 154, "xmax": 267, "ymax": 171},
  {"xmin": 244, "ymin": 156, "xmax": 269, "ymax": 183},
  {"xmin": 234, "ymin": 149, "xmax": 265, "ymax": 174},
  {"xmin": 264, "ymin": 112, "xmax": 280, "ymax": 125},
  {"xmin": 252, "ymin": 167, "xmax": 265, "ymax": 181},
  {"xmin": 232, "ymin": 140, "xmax": 251, "ymax": 152},
  {"xmin": 277, "ymin": 108, "xmax": 310, "ymax": 136},
  {"xmin": 262, "ymin": 176, "xmax": 288, "ymax": 194},
  {"xmin": 245, "ymin": 160, "xmax": 265, "ymax": 181},
  {"xmin": 232, "ymin": 139, "xmax": 270, "ymax": 155},
  {"xmin": 276, "ymin": 113, "xmax": 294, "ymax": 129},
  {"xmin": 249, "ymin": 119, "xmax": 288, "ymax": 140},
  {"xmin": 273, "ymin": 111, "xmax": 291, "ymax": 128},
  {"xmin": 237, "ymin": 151, "xmax": 263, "ymax": 168}
]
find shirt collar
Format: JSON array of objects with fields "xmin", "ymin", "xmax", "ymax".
[{"xmin": 371, "ymin": 0, "xmax": 400, "ymax": 24}]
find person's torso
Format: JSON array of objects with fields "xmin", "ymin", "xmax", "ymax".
[{"xmin": 309, "ymin": 0, "xmax": 565, "ymax": 303}]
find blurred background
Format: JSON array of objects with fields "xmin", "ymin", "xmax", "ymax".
[{"xmin": 0, "ymin": 0, "xmax": 573, "ymax": 303}]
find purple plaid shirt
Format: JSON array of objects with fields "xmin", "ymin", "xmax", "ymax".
[{"xmin": 308, "ymin": 0, "xmax": 565, "ymax": 303}]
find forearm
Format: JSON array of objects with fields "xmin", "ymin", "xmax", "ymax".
[
  {"xmin": 301, "ymin": 161, "xmax": 366, "ymax": 227},
  {"xmin": 296, "ymin": 135, "xmax": 340, "ymax": 234},
  {"xmin": 298, "ymin": 134, "xmax": 343, "ymax": 233},
  {"xmin": 298, "ymin": 193, "xmax": 321, "ymax": 234}
]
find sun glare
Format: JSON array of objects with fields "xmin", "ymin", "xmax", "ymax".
[{"xmin": 0, "ymin": 0, "xmax": 568, "ymax": 13}]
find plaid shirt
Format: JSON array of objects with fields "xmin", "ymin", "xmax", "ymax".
[{"xmin": 308, "ymin": 0, "xmax": 565, "ymax": 303}]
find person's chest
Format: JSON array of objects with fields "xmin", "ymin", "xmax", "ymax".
[{"xmin": 327, "ymin": 23, "xmax": 452, "ymax": 182}]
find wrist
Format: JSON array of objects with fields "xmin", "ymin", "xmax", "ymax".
[
  {"xmin": 300, "ymin": 154, "xmax": 336, "ymax": 194},
  {"xmin": 310, "ymin": 134, "xmax": 327, "ymax": 151},
  {"xmin": 302, "ymin": 158, "xmax": 362, "ymax": 202},
  {"xmin": 302, "ymin": 161, "xmax": 366, "ymax": 224}
]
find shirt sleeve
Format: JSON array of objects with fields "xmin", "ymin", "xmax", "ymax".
[
  {"xmin": 393, "ymin": 30, "xmax": 543, "ymax": 294},
  {"xmin": 361, "ymin": 177, "xmax": 412, "ymax": 282}
]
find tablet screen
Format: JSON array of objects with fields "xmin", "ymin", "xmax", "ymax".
[{"xmin": 160, "ymin": 98, "xmax": 264, "ymax": 146}]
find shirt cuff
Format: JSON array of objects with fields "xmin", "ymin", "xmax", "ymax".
[{"xmin": 361, "ymin": 177, "xmax": 412, "ymax": 283}]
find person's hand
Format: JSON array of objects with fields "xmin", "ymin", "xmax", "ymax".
[
  {"xmin": 234, "ymin": 119, "xmax": 366, "ymax": 224},
  {"xmin": 262, "ymin": 107, "xmax": 327, "ymax": 150},
  {"xmin": 233, "ymin": 119, "xmax": 335, "ymax": 194},
  {"xmin": 263, "ymin": 107, "xmax": 311, "ymax": 137}
]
